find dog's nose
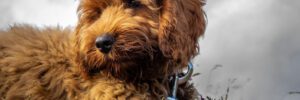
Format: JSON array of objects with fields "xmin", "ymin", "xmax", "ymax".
[{"xmin": 95, "ymin": 35, "xmax": 115, "ymax": 53}]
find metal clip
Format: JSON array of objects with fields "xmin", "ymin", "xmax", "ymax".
[{"xmin": 167, "ymin": 62, "xmax": 194, "ymax": 100}]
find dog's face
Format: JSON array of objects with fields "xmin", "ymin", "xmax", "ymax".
[{"xmin": 74, "ymin": 0, "xmax": 206, "ymax": 81}]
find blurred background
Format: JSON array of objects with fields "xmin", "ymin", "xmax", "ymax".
[{"xmin": 0, "ymin": 0, "xmax": 299, "ymax": 100}]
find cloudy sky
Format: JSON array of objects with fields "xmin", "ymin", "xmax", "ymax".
[{"xmin": 0, "ymin": 0, "xmax": 299, "ymax": 100}]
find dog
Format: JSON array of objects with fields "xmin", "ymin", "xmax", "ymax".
[{"xmin": 0, "ymin": 0, "xmax": 206, "ymax": 99}]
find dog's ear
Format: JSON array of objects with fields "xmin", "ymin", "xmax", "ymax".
[{"xmin": 158, "ymin": 0, "xmax": 206, "ymax": 66}]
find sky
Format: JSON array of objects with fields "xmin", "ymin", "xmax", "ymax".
[{"xmin": 0, "ymin": 0, "xmax": 299, "ymax": 100}]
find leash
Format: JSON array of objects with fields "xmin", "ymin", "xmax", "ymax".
[{"xmin": 167, "ymin": 62, "xmax": 194, "ymax": 100}]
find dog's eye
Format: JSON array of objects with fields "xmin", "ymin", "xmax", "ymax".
[
  {"xmin": 156, "ymin": 0, "xmax": 163, "ymax": 6},
  {"xmin": 125, "ymin": 0, "xmax": 141, "ymax": 8}
]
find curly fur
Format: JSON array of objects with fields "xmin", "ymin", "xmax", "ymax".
[{"xmin": 0, "ymin": 0, "xmax": 206, "ymax": 99}]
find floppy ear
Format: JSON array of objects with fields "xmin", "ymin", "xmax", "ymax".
[{"xmin": 158, "ymin": 0, "xmax": 206, "ymax": 66}]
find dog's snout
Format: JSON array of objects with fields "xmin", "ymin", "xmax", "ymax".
[{"xmin": 95, "ymin": 34, "xmax": 115, "ymax": 53}]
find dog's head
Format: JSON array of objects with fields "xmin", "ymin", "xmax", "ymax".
[{"xmin": 74, "ymin": 0, "xmax": 206, "ymax": 81}]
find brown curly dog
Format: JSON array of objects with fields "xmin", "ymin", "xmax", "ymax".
[{"xmin": 0, "ymin": 0, "xmax": 206, "ymax": 99}]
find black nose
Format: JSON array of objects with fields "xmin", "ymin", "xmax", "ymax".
[{"xmin": 95, "ymin": 35, "xmax": 115, "ymax": 53}]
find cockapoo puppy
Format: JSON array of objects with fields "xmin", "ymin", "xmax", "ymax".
[{"xmin": 0, "ymin": 0, "xmax": 206, "ymax": 99}]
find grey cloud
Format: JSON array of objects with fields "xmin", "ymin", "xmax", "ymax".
[
  {"xmin": 0, "ymin": 0, "xmax": 16, "ymax": 28},
  {"xmin": 193, "ymin": 0, "xmax": 300, "ymax": 100},
  {"xmin": 0, "ymin": 0, "xmax": 77, "ymax": 29}
]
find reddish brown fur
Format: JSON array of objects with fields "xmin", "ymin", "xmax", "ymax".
[{"xmin": 0, "ymin": 0, "xmax": 206, "ymax": 99}]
